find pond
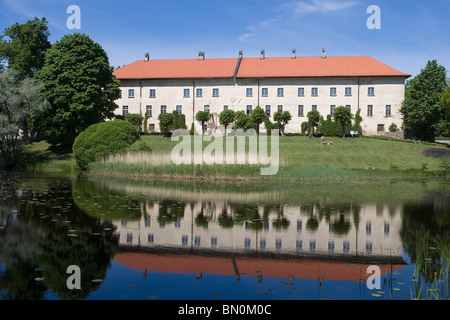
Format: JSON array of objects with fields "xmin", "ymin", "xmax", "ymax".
[{"xmin": 0, "ymin": 172, "xmax": 449, "ymax": 301}]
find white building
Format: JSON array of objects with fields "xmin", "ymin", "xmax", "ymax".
[{"xmin": 113, "ymin": 50, "xmax": 410, "ymax": 135}]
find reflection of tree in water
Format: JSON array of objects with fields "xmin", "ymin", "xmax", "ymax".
[
  {"xmin": 218, "ymin": 203, "xmax": 234, "ymax": 229},
  {"xmin": 272, "ymin": 204, "xmax": 290, "ymax": 230},
  {"xmin": 158, "ymin": 200, "xmax": 186, "ymax": 227},
  {"xmin": 0, "ymin": 175, "xmax": 119, "ymax": 300},
  {"xmin": 400, "ymin": 192, "xmax": 450, "ymax": 286}
]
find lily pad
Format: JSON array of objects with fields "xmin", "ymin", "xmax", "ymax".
[
  {"xmin": 34, "ymin": 277, "xmax": 45, "ymax": 281},
  {"xmin": 91, "ymin": 279, "xmax": 103, "ymax": 283},
  {"xmin": 371, "ymin": 293, "xmax": 382, "ymax": 297}
]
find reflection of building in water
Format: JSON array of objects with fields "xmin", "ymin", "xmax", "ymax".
[{"xmin": 114, "ymin": 200, "xmax": 403, "ymax": 260}]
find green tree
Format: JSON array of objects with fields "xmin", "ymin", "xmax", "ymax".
[
  {"xmin": 333, "ymin": 106, "xmax": 353, "ymax": 138},
  {"xmin": 195, "ymin": 110, "xmax": 210, "ymax": 136},
  {"xmin": 171, "ymin": 110, "xmax": 187, "ymax": 131},
  {"xmin": 274, "ymin": 111, "xmax": 292, "ymax": 136},
  {"xmin": 234, "ymin": 111, "xmax": 256, "ymax": 131},
  {"xmin": 0, "ymin": 17, "xmax": 51, "ymax": 79},
  {"xmin": 0, "ymin": 72, "xmax": 49, "ymax": 169},
  {"xmin": 307, "ymin": 110, "xmax": 321, "ymax": 137},
  {"xmin": 400, "ymin": 60, "xmax": 447, "ymax": 142},
  {"xmin": 158, "ymin": 112, "xmax": 174, "ymax": 137},
  {"xmin": 218, "ymin": 109, "xmax": 236, "ymax": 134},
  {"xmin": 124, "ymin": 113, "xmax": 144, "ymax": 133},
  {"xmin": 441, "ymin": 82, "xmax": 450, "ymax": 136},
  {"xmin": 250, "ymin": 106, "xmax": 266, "ymax": 135},
  {"xmin": 36, "ymin": 33, "xmax": 120, "ymax": 145}
]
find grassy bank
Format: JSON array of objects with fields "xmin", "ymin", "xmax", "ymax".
[
  {"xmin": 13, "ymin": 135, "xmax": 450, "ymax": 181},
  {"xmin": 88, "ymin": 135, "xmax": 449, "ymax": 182}
]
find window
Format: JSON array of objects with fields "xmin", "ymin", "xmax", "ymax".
[
  {"xmin": 275, "ymin": 239, "xmax": 282, "ymax": 251},
  {"xmin": 265, "ymin": 105, "xmax": 271, "ymax": 116},
  {"xmin": 296, "ymin": 240, "xmax": 303, "ymax": 252},
  {"xmin": 149, "ymin": 124, "xmax": 155, "ymax": 132},
  {"xmin": 311, "ymin": 87, "xmax": 318, "ymax": 96},
  {"xmin": 277, "ymin": 105, "xmax": 283, "ymax": 113},
  {"xmin": 182, "ymin": 235, "xmax": 188, "ymax": 246},
  {"xmin": 147, "ymin": 234, "xmax": 154, "ymax": 243},
  {"xmin": 122, "ymin": 106, "xmax": 128, "ymax": 116},
  {"xmin": 183, "ymin": 88, "xmax": 190, "ymax": 98},
  {"xmin": 309, "ymin": 241, "xmax": 316, "ymax": 252},
  {"xmin": 330, "ymin": 105, "xmax": 336, "ymax": 115},
  {"xmin": 366, "ymin": 242, "xmax": 373, "ymax": 253},
  {"xmin": 211, "ymin": 237, "xmax": 217, "ymax": 248},
  {"xmin": 330, "ymin": 87, "xmax": 337, "ymax": 96},
  {"xmin": 277, "ymin": 88, "xmax": 284, "ymax": 97},
  {"xmin": 345, "ymin": 87, "xmax": 352, "ymax": 96},
  {"xmin": 368, "ymin": 87, "xmax": 375, "ymax": 96},
  {"xmin": 328, "ymin": 241, "xmax": 335, "ymax": 253},
  {"xmin": 176, "ymin": 105, "xmax": 182, "ymax": 114},
  {"xmin": 204, "ymin": 105, "xmax": 210, "ymax": 112},
  {"xmin": 366, "ymin": 222, "xmax": 372, "ymax": 236},
  {"xmin": 298, "ymin": 105, "xmax": 304, "ymax": 117},
  {"xmin": 244, "ymin": 238, "xmax": 251, "ymax": 249},
  {"xmin": 128, "ymin": 89, "xmax": 135, "ymax": 98},
  {"xmin": 386, "ymin": 105, "xmax": 392, "ymax": 117},
  {"xmin": 367, "ymin": 105, "xmax": 373, "ymax": 117},
  {"xmin": 246, "ymin": 105, "xmax": 252, "ymax": 115},
  {"xmin": 246, "ymin": 88, "xmax": 253, "ymax": 97},
  {"xmin": 261, "ymin": 88, "xmax": 268, "ymax": 97},
  {"xmin": 384, "ymin": 223, "xmax": 390, "ymax": 236},
  {"xmin": 298, "ymin": 87, "xmax": 305, "ymax": 96},
  {"xmin": 160, "ymin": 105, "xmax": 167, "ymax": 114},
  {"xmin": 260, "ymin": 238, "xmax": 266, "ymax": 251},
  {"xmin": 146, "ymin": 105, "xmax": 152, "ymax": 117},
  {"xmin": 312, "ymin": 105, "xmax": 317, "ymax": 111},
  {"xmin": 223, "ymin": 105, "xmax": 228, "ymax": 110},
  {"xmin": 343, "ymin": 241, "xmax": 350, "ymax": 253},
  {"xmin": 145, "ymin": 215, "xmax": 151, "ymax": 227},
  {"xmin": 297, "ymin": 220, "xmax": 302, "ymax": 232},
  {"xmin": 377, "ymin": 124, "xmax": 385, "ymax": 132},
  {"xmin": 194, "ymin": 236, "xmax": 201, "ymax": 247},
  {"xmin": 212, "ymin": 88, "xmax": 219, "ymax": 97},
  {"xmin": 196, "ymin": 88, "xmax": 203, "ymax": 97},
  {"xmin": 149, "ymin": 89, "xmax": 156, "ymax": 98},
  {"xmin": 346, "ymin": 105, "xmax": 351, "ymax": 111},
  {"xmin": 126, "ymin": 233, "xmax": 133, "ymax": 243}
]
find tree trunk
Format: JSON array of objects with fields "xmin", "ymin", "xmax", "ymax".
[{"xmin": 342, "ymin": 125, "xmax": 346, "ymax": 138}]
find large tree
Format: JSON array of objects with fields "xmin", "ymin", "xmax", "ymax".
[
  {"xmin": 400, "ymin": 60, "xmax": 447, "ymax": 142},
  {"xmin": 0, "ymin": 72, "xmax": 49, "ymax": 169},
  {"xmin": 36, "ymin": 33, "xmax": 120, "ymax": 145},
  {"xmin": 333, "ymin": 106, "xmax": 353, "ymax": 138},
  {"xmin": 195, "ymin": 111, "xmax": 210, "ymax": 136},
  {"xmin": 0, "ymin": 17, "xmax": 51, "ymax": 79}
]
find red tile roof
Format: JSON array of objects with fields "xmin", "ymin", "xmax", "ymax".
[
  {"xmin": 113, "ymin": 58, "xmax": 238, "ymax": 79},
  {"xmin": 113, "ymin": 56, "xmax": 410, "ymax": 80}
]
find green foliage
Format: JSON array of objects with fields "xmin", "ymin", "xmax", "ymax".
[
  {"xmin": 36, "ymin": 33, "xmax": 120, "ymax": 145},
  {"xmin": 333, "ymin": 106, "xmax": 353, "ymax": 138},
  {"xmin": 171, "ymin": 110, "xmax": 187, "ymax": 131},
  {"xmin": 400, "ymin": 60, "xmax": 448, "ymax": 142},
  {"xmin": 158, "ymin": 113, "xmax": 174, "ymax": 137},
  {"xmin": 301, "ymin": 122, "xmax": 311, "ymax": 135},
  {"xmin": 0, "ymin": 72, "xmax": 49, "ymax": 169},
  {"xmin": 218, "ymin": 109, "xmax": 236, "ymax": 133},
  {"xmin": 195, "ymin": 110, "xmax": 210, "ymax": 135},
  {"xmin": 274, "ymin": 111, "xmax": 292, "ymax": 136},
  {"xmin": 389, "ymin": 123, "xmax": 399, "ymax": 132},
  {"xmin": 73, "ymin": 120, "xmax": 139, "ymax": 170},
  {"xmin": 250, "ymin": 106, "xmax": 266, "ymax": 134},
  {"xmin": 351, "ymin": 108, "xmax": 363, "ymax": 135},
  {"xmin": 124, "ymin": 113, "xmax": 144, "ymax": 133},
  {"xmin": 318, "ymin": 115, "xmax": 342, "ymax": 136},
  {"xmin": 189, "ymin": 122, "xmax": 195, "ymax": 135},
  {"xmin": 307, "ymin": 110, "xmax": 321, "ymax": 137},
  {"xmin": 0, "ymin": 17, "xmax": 51, "ymax": 79},
  {"xmin": 234, "ymin": 110, "xmax": 256, "ymax": 131},
  {"xmin": 264, "ymin": 116, "xmax": 276, "ymax": 135}
]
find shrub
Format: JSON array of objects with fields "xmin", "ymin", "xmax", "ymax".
[
  {"xmin": 73, "ymin": 120, "xmax": 140, "ymax": 170},
  {"xmin": 125, "ymin": 113, "xmax": 144, "ymax": 133},
  {"xmin": 389, "ymin": 123, "xmax": 398, "ymax": 132},
  {"xmin": 318, "ymin": 115, "xmax": 342, "ymax": 136}
]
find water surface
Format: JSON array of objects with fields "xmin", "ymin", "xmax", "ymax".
[{"xmin": 0, "ymin": 172, "xmax": 448, "ymax": 300}]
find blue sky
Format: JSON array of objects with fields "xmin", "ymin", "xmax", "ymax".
[{"xmin": 1, "ymin": 0, "xmax": 449, "ymax": 77}]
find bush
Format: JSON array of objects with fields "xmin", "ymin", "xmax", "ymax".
[
  {"xmin": 318, "ymin": 115, "xmax": 342, "ymax": 136},
  {"xmin": 73, "ymin": 120, "xmax": 140, "ymax": 170},
  {"xmin": 125, "ymin": 113, "xmax": 144, "ymax": 133},
  {"xmin": 389, "ymin": 123, "xmax": 398, "ymax": 132}
]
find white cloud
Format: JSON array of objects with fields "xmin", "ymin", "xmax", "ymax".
[{"xmin": 238, "ymin": 0, "xmax": 358, "ymax": 43}]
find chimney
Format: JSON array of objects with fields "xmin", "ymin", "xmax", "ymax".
[
  {"xmin": 321, "ymin": 48, "xmax": 326, "ymax": 59},
  {"xmin": 144, "ymin": 52, "xmax": 149, "ymax": 62},
  {"xmin": 198, "ymin": 51, "xmax": 205, "ymax": 61},
  {"xmin": 239, "ymin": 50, "xmax": 243, "ymax": 59},
  {"xmin": 260, "ymin": 50, "xmax": 265, "ymax": 60},
  {"xmin": 292, "ymin": 49, "xmax": 296, "ymax": 59}
]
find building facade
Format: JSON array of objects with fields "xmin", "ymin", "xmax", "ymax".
[{"xmin": 113, "ymin": 51, "xmax": 410, "ymax": 135}]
